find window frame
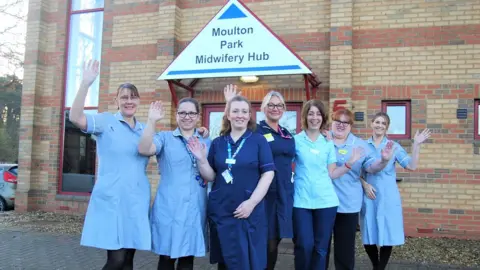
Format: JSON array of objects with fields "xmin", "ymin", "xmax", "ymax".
[
  {"xmin": 202, "ymin": 102, "xmax": 303, "ymax": 137},
  {"xmin": 58, "ymin": 1, "xmax": 104, "ymax": 195},
  {"xmin": 474, "ymin": 100, "xmax": 480, "ymax": 140},
  {"xmin": 381, "ymin": 100, "xmax": 411, "ymax": 140}
]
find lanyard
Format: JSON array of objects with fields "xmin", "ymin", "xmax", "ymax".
[
  {"xmin": 227, "ymin": 138, "xmax": 246, "ymax": 170},
  {"xmin": 277, "ymin": 126, "xmax": 292, "ymax": 139},
  {"xmin": 179, "ymin": 136, "xmax": 206, "ymax": 188}
]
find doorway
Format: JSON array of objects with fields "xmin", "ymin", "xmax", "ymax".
[{"xmin": 202, "ymin": 102, "xmax": 303, "ymax": 139}]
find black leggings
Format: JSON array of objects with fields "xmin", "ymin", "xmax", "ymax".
[
  {"xmin": 363, "ymin": 245, "xmax": 393, "ymax": 270},
  {"xmin": 157, "ymin": 255, "xmax": 194, "ymax": 270},
  {"xmin": 267, "ymin": 238, "xmax": 281, "ymax": 270},
  {"xmin": 102, "ymin": 249, "xmax": 136, "ymax": 270}
]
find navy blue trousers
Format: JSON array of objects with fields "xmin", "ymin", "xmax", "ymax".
[{"xmin": 292, "ymin": 206, "xmax": 337, "ymax": 270}]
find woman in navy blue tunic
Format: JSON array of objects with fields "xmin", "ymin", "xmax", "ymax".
[
  {"xmin": 188, "ymin": 95, "xmax": 275, "ymax": 270},
  {"xmin": 224, "ymin": 85, "xmax": 295, "ymax": 270}
]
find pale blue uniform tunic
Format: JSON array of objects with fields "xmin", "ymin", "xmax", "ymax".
[
  {"xmin": 80, "ymin": 112, "xmax": 152, "ymax": 251},
  {"xmin": 360, "ymin": 136, "xmax": 412, "ymax": 246},
  {"xmin": 332, "ymin": 133, "xmax": 373, "ymax": 213},
  {"xmin": 151, "ymin": 128, "xmax": 211, "ymax": 258},
  {"xmin": 293, "ymin": 131, "xmax": 339, "ymax": 209}
]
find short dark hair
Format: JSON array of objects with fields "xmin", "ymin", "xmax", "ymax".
[
  {"xmin": 178, "ymin": 97, "xmax": 200, "ymax": 113},
  {"xmin": 301, "ymin": 99, "xmax": 328, "ymax": 131}
]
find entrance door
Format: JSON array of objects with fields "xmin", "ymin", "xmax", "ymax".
[{"xmin": 203, "ymin": 103, "xmax": 303, "ymax": 139}]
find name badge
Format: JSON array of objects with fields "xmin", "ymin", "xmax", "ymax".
[
  {"xmin": 264, "ymin": 133, "xmax": 274, "ymax": 142},
  {"xmin": 338, "ymin": 149, "xmax": 348, "ymax": 155},
  {"xmin": 222, "ymin": 170, "xmax": 233, "ymax": 184},
  {"xmin": 225, "ymin": 158, "xmax": 236, "ymax": 164},
  {"xmin": 310, "ymin": 148, "xmax": 319, "ymax": 154}
]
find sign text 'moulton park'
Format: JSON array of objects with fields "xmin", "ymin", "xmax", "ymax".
[
  {"xmin": 196, "ymin": 26, "xmax": 269, "ymax": 65},
  {"xmin": 158, "ymin": 0, "xmax": 311, "ymax": 80}
]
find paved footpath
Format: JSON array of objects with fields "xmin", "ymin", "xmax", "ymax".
[{"xmin": 0, "ymin": 228, "xmax": 476, "ymax": 270}]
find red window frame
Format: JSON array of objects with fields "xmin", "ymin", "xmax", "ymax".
[
  {"xmin": 474, "ymin": 100, "xmax": 480, "ymax": 140},
  {"xmin": 381, "ymin": 100, "xmax": 411, "ymax": 140},
  {"xmin": 202, "ymin": 102, "xmax": 303, "ymax": 134},
  {"xmin": 58, "ymin": 1, "xmax": 104, "ymax": 195}
]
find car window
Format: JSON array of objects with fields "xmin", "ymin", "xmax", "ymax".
[{"xmin": 9, "ymin": 167, "xmax": 18, "ymax": 175}]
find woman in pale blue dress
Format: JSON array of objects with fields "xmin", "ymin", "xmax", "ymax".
[
  {"xmin": 360, "ymin": 112, "xmax": 431, "ymax": 270},
  {"xmin": 70, "ymin": 60, "xmax": 151, "ymax": 270},
  {"xmin": 138, "ymin": 98, "xmax": 210, "ymax": 270}
]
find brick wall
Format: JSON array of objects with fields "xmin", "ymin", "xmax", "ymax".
[
  {"xmin": 18, "ymin": 0, "xmax": 480, "ymax": 238},
  {"xmin": 349, "ymin": 0, "xmax": 480, "ymax": 238}
]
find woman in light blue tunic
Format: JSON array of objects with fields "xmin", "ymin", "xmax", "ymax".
[
  {"xmin": 360, "ymin": 112, "xmax": 431, "ymax": 270},
  {"xmin": 325, "ymin": 109, "xmax": 394, "ymax": 270},
  {"xmin": 138, "ymin": 97, "xmax": 211, "ymax": 270},
  {"xmin": 292, "ymin": 100, "xmax": 365, "ymax": 270},
  {"xmin": 70, "ymin": 60, "xmax": 151, "ymax": 270}
]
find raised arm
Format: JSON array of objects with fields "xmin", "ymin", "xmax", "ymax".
[
  {"xmin": 188, "ymin": 137, "xmax": 216, "ymax": 182},
  {"xmin": 364, "ymin": 140, "xmax": 395, "ymax": 174},
  {"xmin": 406, "ymin": 129, "xmax": 431, "ymax": 170},
  {"xmin": 329, "ymin": 145, "xmax": 365, "ymax": 179},
  {"xmin": 69, "ymin": 60, "xmax": 100, "ymax": 130},
  {"xmin": 138, "ymin": 101, "xmax": 164, "ymax": 156},
  {"xmin": 224, "ymin": 84, "xmax": 242, "ymax": 103}
]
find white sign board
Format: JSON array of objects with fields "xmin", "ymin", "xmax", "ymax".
[{"xmin": 158, "ymin": 0, "xmax": 312, "ymax": 80}]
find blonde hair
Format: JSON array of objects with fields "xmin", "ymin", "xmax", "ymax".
[
  {"xmin": 220, "ymin": 95, "xmax": 256, "ymax": 136},
  {"xmin": 260, "ymin": 91, "xmax": 286, "ymax": 112}
]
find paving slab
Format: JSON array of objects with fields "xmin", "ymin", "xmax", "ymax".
[{"xmin": 0, "ymin": 228, "xmax": 475, "ymax": 270}]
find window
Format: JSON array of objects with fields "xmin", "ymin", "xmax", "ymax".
[
  {"xmin": 475, "ymin": 100, "xmax": 480, "ymax": 140},
  {"xmin": 381, "ymin": 100, "xmax": 411, "ymax": 140},
  {"xmin": 202, "ymin": 103, "xmax": 303, "ymax": 140},
  {"xmin": 59, "ymin": 0, "xmax": 104, "ymax": 195}
]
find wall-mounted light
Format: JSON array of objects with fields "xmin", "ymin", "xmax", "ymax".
[{"xmin": 239, "ymin": 75, "xmax": 259, "ymax": 83}]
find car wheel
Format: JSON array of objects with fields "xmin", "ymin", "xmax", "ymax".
[{"xmin": 0, "ymin": 197, "xmax": 6, "ymax": 212}]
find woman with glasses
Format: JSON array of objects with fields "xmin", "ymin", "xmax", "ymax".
[
  {"xmin": 325, "ymin": 109, "xmax": 394, "ymax": 270},
  {"xmin": 223, "ymin": 85, "xmax": 295, "ymax": 270},
  {"xmin": 70, "ymin": 60, "xmax": 151, "ymax": 270},
  {"xmin": 138, "ymin": 97, "xmax": 211, "ymax": 270},
  {"xmin": 360, "ymin": 112, "xmax": 431, "ymax": 270}
]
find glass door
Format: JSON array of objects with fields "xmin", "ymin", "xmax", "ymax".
[{"xmin": 203, "ymin": 103, "xmax": 303, "ymax": 140}]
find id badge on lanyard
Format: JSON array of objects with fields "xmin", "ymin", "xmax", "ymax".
[{"xmin": 222, "ymin": 138, "xmax": 246, "ymax": 184}]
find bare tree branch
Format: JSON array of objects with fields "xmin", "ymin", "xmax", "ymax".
[{"xmin": 0, "ymin": 0, "xmax": 26, "ymax": 77}]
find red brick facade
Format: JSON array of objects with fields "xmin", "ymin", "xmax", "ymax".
[{"xmin": 17, "ymin": 0, "xmax": 480, "ymax": 239}]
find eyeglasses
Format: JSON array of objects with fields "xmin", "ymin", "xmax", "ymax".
[
  {"xmin": 267, "ymin": 103, "xmax": 285, "ymax": 110},
  {"xmin": 177, "ymin": 111, "xmax": 199, "ymax": 118},
  {"xmin": 119, "ymin": 95, "xmax": 139, "ymax": 101},
  {"xmin": 334, "ymin": 120, "xmax": 351, "ymax": 126}
]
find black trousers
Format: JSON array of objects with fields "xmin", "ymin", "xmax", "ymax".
[{"xmin": 326, "ymin": 212, "xmax": 359, "ymax": 270}]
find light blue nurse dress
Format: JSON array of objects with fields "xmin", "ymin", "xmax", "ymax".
[
  {"xmin": 80, "ymin": 112, "xmax": 152, "ymax": 251},
  {"xmin": 360, "ymin": 136, "xmax": 412, "ymax": 246},
  {"xmin": 332, "ymin": 132, "xmax": 373, "ymax": 213},
  {"xmin": 150, "ymin": 128, "xmax": 211, "ymax": 258}
]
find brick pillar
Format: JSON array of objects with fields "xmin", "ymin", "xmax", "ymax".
[
  {"xmin": 329, "ymin": 0, "xmax": 353, "ymax": 114},
  {"xmin": 15, "ymin": 0, "xmax": 53, "ymax": 212}
]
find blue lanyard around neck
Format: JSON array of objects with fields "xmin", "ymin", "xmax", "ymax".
[
  {"xmin": 227, "ymin": 138, "xmax": 246, "ymax": 170},
  {"xmin": 179, "ymin": 136, "xmax": 206, "ymax": 188}
]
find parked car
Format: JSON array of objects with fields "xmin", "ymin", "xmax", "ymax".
[{"xmin": 0, "ymin": 164, "xmax": 17, "ymax": 211}]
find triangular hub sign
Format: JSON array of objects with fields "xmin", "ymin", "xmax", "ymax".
[{"xmin": 158, "ymin": 0, "xmax": 312, "ymax": 80}]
